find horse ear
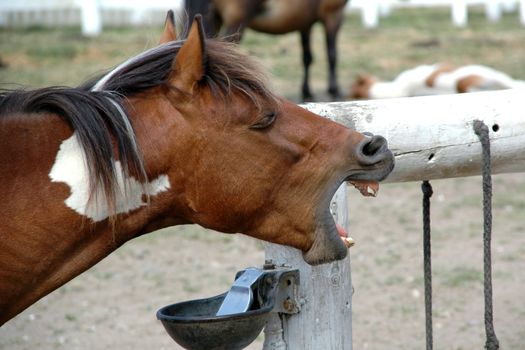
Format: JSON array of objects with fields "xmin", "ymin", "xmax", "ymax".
[
  {"xmin": 169, "ymin": 15, "xmax": 206, "ymax": 95},
  {"xmin": 159, "ymin": 10, "xmax": 178, "ymax": 44}
]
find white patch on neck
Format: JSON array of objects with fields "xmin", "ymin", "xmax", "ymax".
[{"xmin": 49, "ymin": 133, "xmax": 170, "ymax": 222}]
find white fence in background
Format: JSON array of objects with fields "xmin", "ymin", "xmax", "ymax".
[
  {"xmin": 0, "ymin": 0, "xmax": 524, "ymax": 35},
  {"xmin": 351, "ymin": 0, "xmax": 525, "ymax": 28},
  {"xmin": 0, "ymin": 0, "xmax": 184, "ymax": 35}
]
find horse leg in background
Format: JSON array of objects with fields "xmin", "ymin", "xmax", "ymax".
[
  {"xmin": 211, "ymin": 10, "xmax": 223, "ymax": 36},
  {"xmin": 184, "ymin": 0, "xmax": 218, "ymax": 37},
  {"xmin": 300, "ymin": 27, "xmax": 314, "ymax": 101},
  {"xmin": 323, "ymin": 11, "xmax": 344, "ymax": 100}
]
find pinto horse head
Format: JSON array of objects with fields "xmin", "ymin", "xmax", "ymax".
[
  {"xmin": 0, "ymin": 14, "xmax": 393, "ymax": 324},
  {"xmin": 138, "ymin": 16, "xmax": 393, "ymax": 264}
]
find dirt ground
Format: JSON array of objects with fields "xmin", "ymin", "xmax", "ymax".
[{"xmin": 1, "ymin": 6, "xmax": 525, "ymax": 350}]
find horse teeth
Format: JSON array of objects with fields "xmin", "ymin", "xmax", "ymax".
[
  {"xmin": 341, "ymin": 236, "xmax": 355, "ymax": 248},
  {"xmin": 367, "ymin": 185, "xmax": 376, "ymax": 196}
]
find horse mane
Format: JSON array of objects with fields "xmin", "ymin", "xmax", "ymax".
[
  {"xmin": 0, "ymin": 34, "xmax": 274, "ymax": 222},
  {"xmin": 84, "ymin": 38, "xmax": 275, "ymax": 108}
]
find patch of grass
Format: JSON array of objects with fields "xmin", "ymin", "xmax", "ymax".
[
  {"xmin": 181, "ymin": 277, "xmax": 201, "ymax": 293},
  {"xmin": 439, "ymin": 266, "xmax": 483, "ymax": 288},
  {"xmin": 64, "ymin": 314, "xmax": 77, "ymax": 322},
  {"xmin": 500, "ymin": 252, "xmax": 520, "ymax": 262},
  {"xmin": 390, "ymin": 303, "xmax": 417, "ymax": 316},
  {"xmin": 26, "ymin": 45, "xmax": 79, "ymax": 59},
  {"xmin": 374, "ymin": 251, "xmax": 402, "ymax": 266},
  {"xmin": 384, "ymin": 274, "xmax": 404, "ymax": 286},
  {"xmin": 179, "ymin": 225, "xmax": 225, "ymax": 242}
]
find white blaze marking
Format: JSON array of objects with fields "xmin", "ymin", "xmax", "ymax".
[{"xmin": 49, "ymin": 133, "xmax": 170, "ymax": 222}]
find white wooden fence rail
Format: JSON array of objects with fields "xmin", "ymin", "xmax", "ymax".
[{"xmin": 263, "ymin": 89, "xmax": 525, "ymax": 349}]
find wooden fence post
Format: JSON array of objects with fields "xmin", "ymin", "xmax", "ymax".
[{"xmin": 263, "ymin": 184, "xmax": 352, "ymax": 350}]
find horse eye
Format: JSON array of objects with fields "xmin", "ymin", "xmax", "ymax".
[{"xmin": 250, "ymin": 112, "xmax": 276, "ymax": 130}]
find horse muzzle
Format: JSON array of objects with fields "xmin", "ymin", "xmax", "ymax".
[
  {"xmin": 302, "ymin": 133, "xmax": 395, "ymax": 265},
  {"xmin": 348, "ymin": 134, "xmax": 395, "ymax": 182}
]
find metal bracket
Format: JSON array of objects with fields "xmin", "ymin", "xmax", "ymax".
[
  {"xmin": 216, "ymin": 268, "xmax": 266, "ymax": 316},
  {"xmin": 215, "ymin": 265, "xmax": 300, "ymax": 317}
]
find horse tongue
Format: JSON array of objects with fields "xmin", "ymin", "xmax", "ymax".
[
  {"xmin": 336, "ymin": 223, "xmax": 346, "ymax": 237},
  {"xmin": 350, "ymin": 180, "xmax": 379, "ymax": 197}
]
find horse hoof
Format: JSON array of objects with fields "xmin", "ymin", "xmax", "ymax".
[{"xmin": 302, "ymin": 92, "xmax": 315, "ymax": 102}]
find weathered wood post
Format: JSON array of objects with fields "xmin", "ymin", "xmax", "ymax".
[
  {"xmin": 262, "ymin": 89, "xmax": 525, "ymax": 350},
  {"xmin": 263, "ymin": 185, "xmax": 351, "ymax": 350}
]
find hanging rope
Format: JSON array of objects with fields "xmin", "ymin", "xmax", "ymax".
[
  {"xmin": 421, "ymin": 120, "xmax": 499, "ymax": 350},
  {"xmin": 421, "ymin": 180, "xmax": 433, "ymax": 350},
  {"xmin": 473, "ymin": 120, "xmax": 500, "ymax": 350}
]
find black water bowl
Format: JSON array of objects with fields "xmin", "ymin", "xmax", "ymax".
[{"xmin": 157, "ymin": 293, "xmax": 273, "ymax": 350}]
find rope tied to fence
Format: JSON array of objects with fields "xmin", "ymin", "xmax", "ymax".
[
  {"xmin": 473, "ymin": 120, "xmax": 500, "ymax": 350},
  {"xmin": 421, "ymin": 120, "xmax": 499, "ymax": 350},
  {"xmin": 421, "ymin": 180, "xmax": 433, "ymax": 350}
]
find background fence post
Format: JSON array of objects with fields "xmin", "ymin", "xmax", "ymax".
[
  {"xmin": 361, "ymin": 0, "xmax": 380, "ymax": 28},
  {"xmin": 263, "ymin": 184, "xmax": 352, "ymax": 350},
  {"xmin": 485, "ymin": 1, "xmax": 502, "ymax": 22},
  {"xmin": 80, "ymin": 0, "xmax": 102, "ymax": 37},
  {"xmin": 520, "ymin": 0, "xmax": 525, "ymax": 25},
  {"xmin": 452, "ymin": 0, "xmax": 468, "ymax": 27}
]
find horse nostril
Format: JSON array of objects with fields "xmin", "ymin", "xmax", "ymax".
[
  {"xmin": 363, "ymin": 135, "xmax": 386, "ymax": 156},
  {"xmin": 357, "ymin": 134, "xmax": 388, "ymax": 164}
]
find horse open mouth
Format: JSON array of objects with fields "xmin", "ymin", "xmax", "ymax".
[
  {"xmin": 303, "ymin": 155, "xmax": 394, "ymax": 266},
  {"xmin": 302, "ymin": 178, "xmax": 381, "ymax": 265},
  {"xmin": 336, "ymin": 161, "xmax": 395, "ymax": 244},
  {"xmin": 338, "ymin": 180, "xmax": 381, "ymax": 245}
]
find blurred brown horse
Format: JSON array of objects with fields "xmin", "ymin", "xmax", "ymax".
[
  {"xmin": 186, "ymin": 0, "xmax": 349, "ymax": 101},
  {"xmin": 0, "ymin": 13, "xmax": 393, "ymax": 325}
]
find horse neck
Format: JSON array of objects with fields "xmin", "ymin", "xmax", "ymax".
[
  {"xmin": 118, "ymin": 95, "xmax": 190, "ymax": 230},
  {"xmin": 0, "ymin": 117, "xmax": 110, "ymax": 323},
  {"xmin": 0, "ymin": 100, "xmax": 183, "ymax": 324}
]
